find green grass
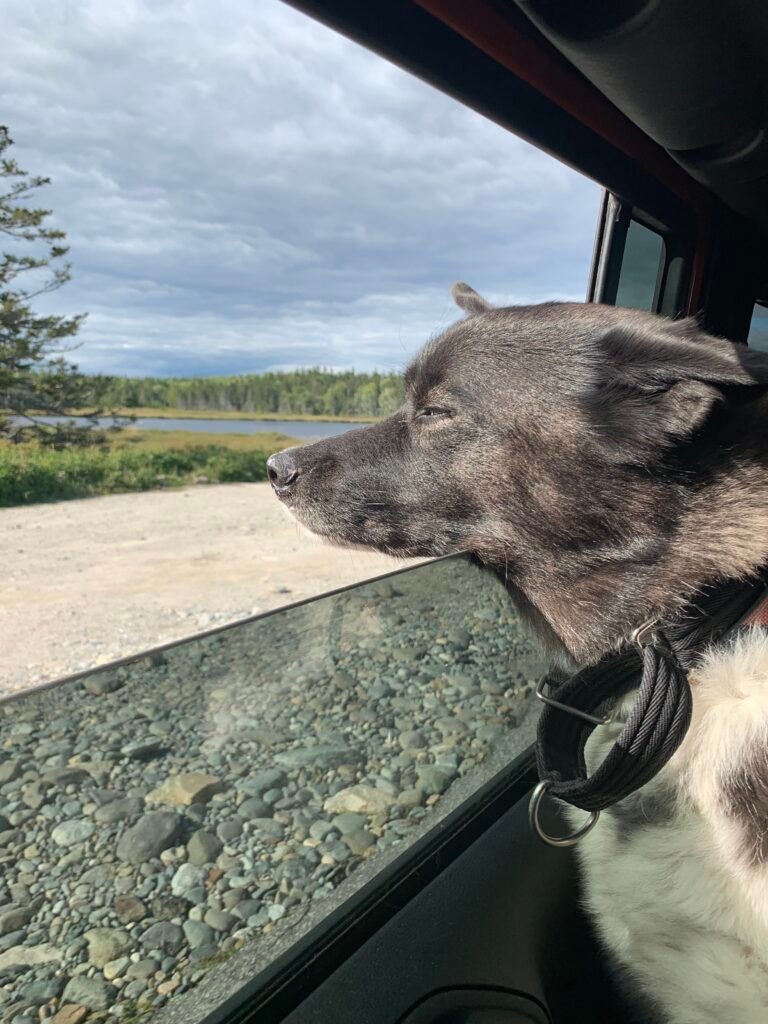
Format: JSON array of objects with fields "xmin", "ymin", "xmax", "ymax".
[
  {"xmin": 70, "ymin": 405, "xmax": 379, "ymax": 423},
  {"xmin": 111, "ymin": 428, "xmax": 294, "ymax": 452},
  {"xmin": 0, "ymin": 429, "xmax": 299, "ymax": 507}
]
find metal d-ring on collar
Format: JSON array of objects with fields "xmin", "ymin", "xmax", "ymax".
[
  {"xmin": 528, "ymin": 779, "xmax": 600, "ymax": 847},
  {"xmin": 529, "ymin": 619, "xmax": 662, "ymax": 848}
]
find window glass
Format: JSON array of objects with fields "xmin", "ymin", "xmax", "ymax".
[
  {"xmin": 748, "ymin": 302, "xmax": 768, "ymax": 351},
  {"xmin": 615, "ymin": 219, "xmax": 665, "ymax": 311},
  {"xmin": 0, "ymin": 555, "xmax": 548, "ymax": 1020}
]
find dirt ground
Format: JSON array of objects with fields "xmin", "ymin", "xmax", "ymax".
[{"xmin": 1, "ymin": 483, "xmax": 420, "ymax": 695}]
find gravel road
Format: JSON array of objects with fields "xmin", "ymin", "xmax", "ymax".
[{"xmin": 1, "ymin": 483, "xmax": 420, "ymax": 695}]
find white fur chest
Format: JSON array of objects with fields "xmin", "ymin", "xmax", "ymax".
[{"xmin": 569, "ymin": 629, "xmax": 768, "ymax": 1024}]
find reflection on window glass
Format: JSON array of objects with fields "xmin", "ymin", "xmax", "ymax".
[
  {"xmin": 0, "ymin": 556, "xmax": 547, "ymax": 1020},
  {"xmin": 615, "ymin": 219, "xmax": 665, "ymax": 311},
  {"xmin": 748, "ymin": 302, "xmax": 768, "ymax": 351}
]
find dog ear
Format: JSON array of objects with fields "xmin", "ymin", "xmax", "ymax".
[
  {"xmin": 452, "ymin": 282, "xmax": 493, "ymax": 316},
  {"xmin": 591, "ymin": 318, "xmax": 768, "ymax": 457}
]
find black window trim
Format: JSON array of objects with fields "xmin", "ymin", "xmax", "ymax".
[
  {"xmin": 588, "ymin": 189, "xmax": 693, "ymax": 316},
  {"xmin": 284, "ymin": 0, "xmax": 700, "ymax": 236}
]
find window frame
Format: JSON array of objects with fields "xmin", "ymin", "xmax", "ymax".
[
  {"xmin": 588, "ymin": 190, "xmax": 693, "ymax": 316},
  {"xmin": 747, "ymin": 298, "xmax": 768, "ymax": 350}
]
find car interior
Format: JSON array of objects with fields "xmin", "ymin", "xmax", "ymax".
[
  {"xmin": 6, "ymin": 3, "xmax": 768, "ymax": 1024},
  {"xmin": 220, "ymin": 3, "xmax": 767, "ymax": 1022}
]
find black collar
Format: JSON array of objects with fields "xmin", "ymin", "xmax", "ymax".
[{"xmin": 531, "ymin": 572, "xmax": 768, "ymax": 846}]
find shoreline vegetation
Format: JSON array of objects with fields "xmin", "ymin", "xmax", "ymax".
[
  {"xmin": 0, "ymin": 429, "xmax": 299, "ymax": 507},
  {"xmin": 3, "ymin": 369, "xmax": 395, "ymax": 507}
]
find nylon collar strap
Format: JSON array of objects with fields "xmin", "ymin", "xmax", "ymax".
[{"xmin": 531, "ymin": 574, "xmax": 768, "ymax": 845}]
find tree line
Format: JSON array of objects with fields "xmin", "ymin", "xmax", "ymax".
[{"xmin": 92, "ymin": 369, "xmax": 406, "ymax": 418}]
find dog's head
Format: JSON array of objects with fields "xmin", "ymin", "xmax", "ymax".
[{"xmin": 269, "ymin": 284, "xmax": 768, "ymax": 661}]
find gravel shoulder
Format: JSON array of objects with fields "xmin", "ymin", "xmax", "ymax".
[{"xmin": 1, "ymin": 483, "xmax": 418, "ymax": 695}]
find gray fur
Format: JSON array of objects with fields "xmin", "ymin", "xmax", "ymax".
[{"xmin": 270, "ymin": 285, "xmax": 768, "ymax": 664}]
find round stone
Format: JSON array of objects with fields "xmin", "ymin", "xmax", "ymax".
[
  {"xmin": 114, "ymin": 895, "xmax": 147, "ymax": 924},
  {"xmin": 233, "ymin": 899, "xmax": 263, "ymax": 921},
  {"xmin": 116, "ymin": 811, "xmax": 182, "ymax": 864},
  {"xmin": 186, "ymin": 829, "xmax": 223, "ymax": 866},
  {"xmin": 83, "ymin": 927, "xmax": 132, "ymax": 968},
  {"xmin": 170, "ymin": 863, "xmax": 206, "ymax": 896},
  {"xmin": 237, "ymin": 798, "xmax": 271, "ymax": 820},
  {"xmin": 51, "ymin": 819, "xmax": 95, "ymax": 847},
  {"xmin": 140, "ymin": 921, "xmax": 184, "ymax": 955},
  {"xmin": 217, "ymin": 819, "xmax": 243, "ymax": 842},
  {"xmin": 183, "ymin": 920, "xmax": 215, "ymax": 949},
  {"xmin": 61, "ymin": 975, "xmax": 117, "ymax": 1011},
  {"xmin": 416, "ymin": 766, "xmax": 456, "ymax": 796},
  {"xmin": 342, "ymin": 830, "xmax": 376, "ymax": 855},
  {"xmin": 330, "ymin": 812, "xmax": 367, "ymax": 835},
  {"xmin": 203, "ymin": 908, "xmax": 237, "ymax": 932},
  {"xmin": 103, "ymin": 955, "xmax": 131, "ymax": 980},
  {"xmin": 398, "ymin": 730, "xmax": 427, "ymax": 750}
]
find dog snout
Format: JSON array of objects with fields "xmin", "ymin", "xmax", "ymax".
[{"xmin": 267, "ymin": 450, "xmax": 301, "ymax": 493}]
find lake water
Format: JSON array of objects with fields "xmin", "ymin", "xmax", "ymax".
[{"xmin": 27, "ymin": 416, "xmax": 365, "ymax": 439}]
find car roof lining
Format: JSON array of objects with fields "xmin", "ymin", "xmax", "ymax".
[{"xmin": 508, "ymin": 0, "xmax": 768, "ymax": 233}]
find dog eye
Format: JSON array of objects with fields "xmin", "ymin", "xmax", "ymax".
[{"xmin": 416, "ymin": 406, "xmax": 451, "ymax": 420}]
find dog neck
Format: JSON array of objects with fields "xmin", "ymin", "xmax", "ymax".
[{"xmin": 508, "ymin": 397, "xmax": 768, "ymax": 665}]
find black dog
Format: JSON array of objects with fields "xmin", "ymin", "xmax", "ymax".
[{"xmin": 269, "ymin": 285, "xmax": 768, "ymax": 1023}]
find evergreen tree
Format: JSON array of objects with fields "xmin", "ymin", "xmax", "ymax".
[{"xmin": 0, "ymin": 126, "xmax": 105, "ymax": 446}]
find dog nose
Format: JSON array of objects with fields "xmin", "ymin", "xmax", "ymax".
[{"xmin": 267, "ymin": 451, "xmax": 300, "ymax": 491}]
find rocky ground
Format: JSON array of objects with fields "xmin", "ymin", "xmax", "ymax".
[{"xmin": 0, "ymin": 558, "xmax": 545, "ymax": 1023}]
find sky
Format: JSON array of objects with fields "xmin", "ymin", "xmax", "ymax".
[{"xmin": 1, "ymin": 0, "xmax": 601, "ymax": 378}]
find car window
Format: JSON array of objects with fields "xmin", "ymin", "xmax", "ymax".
[
  {"xmin": 0, "ymin": 555, "xmax": 549, "ymax": 1021},
  {"xmin": 615, "ymin": 218, "xmax": 665, "ymax": 311},
  {"xmin": 748, "ymin": 301, "xmax": 768, "ymax": 351}
]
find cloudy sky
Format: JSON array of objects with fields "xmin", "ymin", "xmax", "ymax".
[{"xmin": 2, "ymin": 0, "xmax": 601, "ymax": 378}]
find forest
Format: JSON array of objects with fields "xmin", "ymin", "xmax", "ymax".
[{"xmin": 92, "ymin": 368, "xmax": 406, "ymax": 418}]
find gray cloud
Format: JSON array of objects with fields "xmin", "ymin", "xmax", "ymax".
[{"xmin": 1, "ymin": 0, "xmax": 601, "ymax": 376}]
